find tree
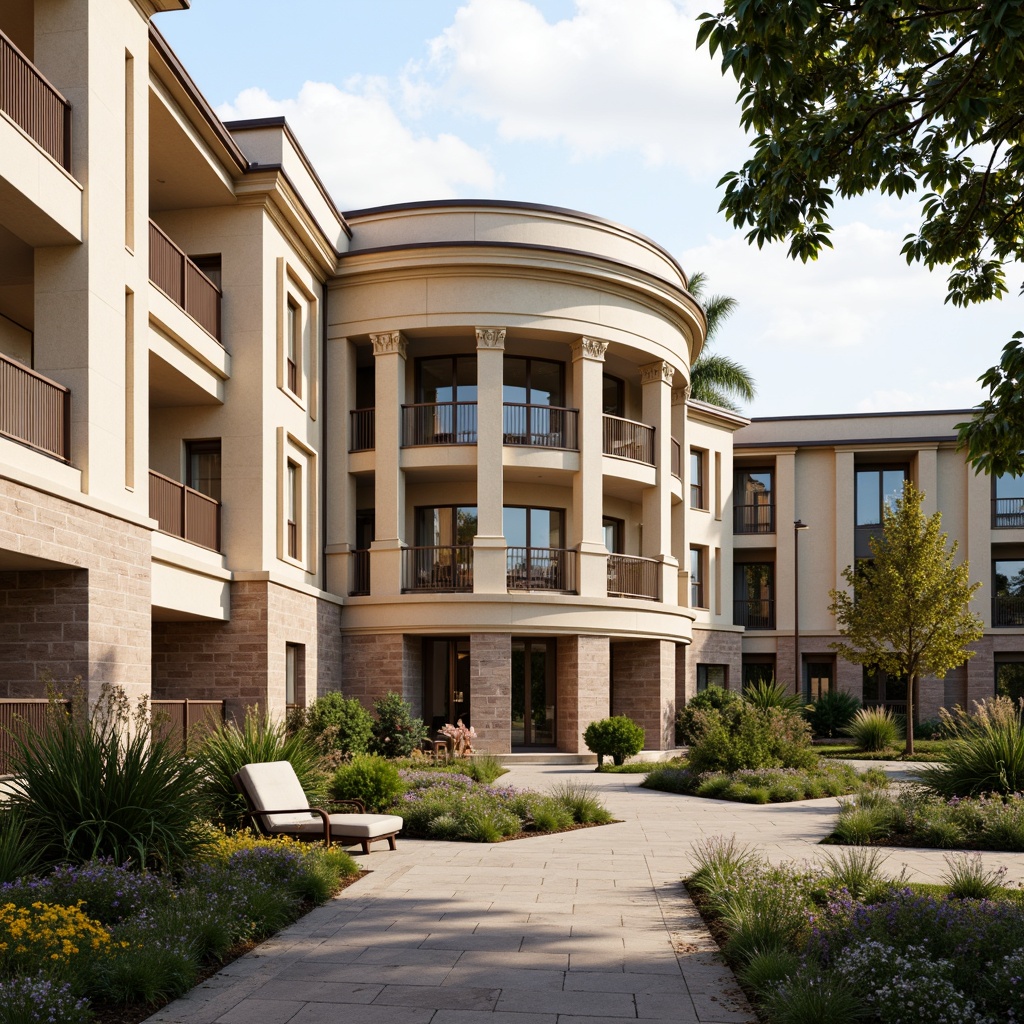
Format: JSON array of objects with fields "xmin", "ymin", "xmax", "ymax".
[
  {"xmin": 687, "ymin": 270, "xmax": 756, "ymax": 411},
  {"xmin": 696, "ymin": 2, "xmax": 1024, "ymax": 473},
  {"xmin": 827, "ymin": 482, "xmax": 983, "ymax": 755}
]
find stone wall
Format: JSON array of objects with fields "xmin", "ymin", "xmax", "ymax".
[
  {"xmin": 340, "ymin": 633, "xmax": 407, "ymax": 709},
  {"xmin": 611, "ymin": 639, "xmax": 676, "ymax": 750},
  {"xmin": 679, "ymin": 627, "xmax": 743, "ymax": 705},
  {"xmin": 470, "ymin": 632, "xmax": 511, "ymax": 753},
  {"xmin": 557, "ymin": 634, "xmax": 610, "ymax": 753}
]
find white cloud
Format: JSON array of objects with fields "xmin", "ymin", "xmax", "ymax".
[
  {"xmin": 218, "ymin": 80, "xmax": 497, "ymax": 210},
  {"xmin": 409, "ymin": 0, "xmax": 744, "ymax": 176}
]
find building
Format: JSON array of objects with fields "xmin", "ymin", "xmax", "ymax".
[{"xmin": 1, "ymin": 1, "xmax": 1019, "ymax": 755}]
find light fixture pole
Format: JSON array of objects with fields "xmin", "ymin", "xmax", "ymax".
[{"xmin": 793, "ymin": 519, "xmax": 809, "ymax": 696}]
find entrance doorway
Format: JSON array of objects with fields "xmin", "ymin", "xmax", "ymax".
[
  {"xmin": 512, "ymin": 638, "xmax": 556, "ymax": 747},
  {"xmin": 423, "ymin": 638, "xmax": 471, "ymax": 735}
]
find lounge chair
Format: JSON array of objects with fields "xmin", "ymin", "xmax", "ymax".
[{"xmin": 233, "ymin": 760, "xmax": 403, "ymax": 854}]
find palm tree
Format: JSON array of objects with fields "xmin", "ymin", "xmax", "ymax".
[{"xmin": 687, "ymin": 270, "xmax": 756, "ymax": 412}]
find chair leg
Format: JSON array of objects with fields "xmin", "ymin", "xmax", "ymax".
[
  {"xmin": 361, "ymin": 839, "xmax": 370, "ymax": 855},
  {"xmin": 387, "ymin": 834, "xmax": 397, "ymax": 851}
]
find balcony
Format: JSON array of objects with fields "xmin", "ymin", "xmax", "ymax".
[
  {"xmin": 403, "ymin": 545, "xmax": 473, "ymax": 591},
  {"xmin": 149, "ymin": 470, "xmax": 221, "ymax": 551},
  {"xmin": 350, "ymin": 548, "xmax": 370, "ymax": 596},
  {"xmin": 0, "ymin": 30, "xmax": 71, "ymax": 170},
  {"xmin": 602, "ymin": 415, "xmax": 654, "ymax": 465},
  {"xmin": 993, "ymin": 596, "xmax": 1024, "ymax": 627},
  {"xmin": 506, "ymin": 547, "xmax": 576, "ymax": 592},
  {"xmin": 734, "ymin": 502, "xmax": 776, "ymax": 534},
  {"xmin": 148, "ymin": 221, "xmax": 222, "ymax": 342},
  {"xmin": 607, "ymin": 554, "xmax": 659, "ymax": 600},
  {"xmin": 350, "ymin": 409, "xmax": 375, "ymax": 452},
  {"xmin": 402, "ymin": 402, "xmax": 477, "ymax": 446},
  {"xmin": 993, "ymin": 498, "xmax": 1024, "ymax": 529},
  {"xmin": 0, "ymin": 352, "xmax": 70, "ymax": 461},
  {"xmin": 503, "ymin": 404, "xmax": 578, "ymax": 450},
  {"xmin": 734, "ymin": 598, "xmax": 775, "ymax": 629}
]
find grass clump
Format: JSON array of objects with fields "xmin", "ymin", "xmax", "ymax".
[
  {"xmin": 941, "ymin": 852, "xmax": 1008, "ymax": 900},
  {"xmin": 844, "ymin": 706, "xmax": 902, "ymax": 752}
]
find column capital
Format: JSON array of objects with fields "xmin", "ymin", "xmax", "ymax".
[
  {"xmin": 370, "ymin": 331, "xmax": 407, "ymax": 358},
  {"xmin": 475, "ymin": 327, "xmax": 507, "ymax": 350},
  {"xmin": 570, "ymin": 337, "xmax": 609, "ymax": 362},
  {"xmin": 671, "ymin": 384, "xmax": 691, "ymax": 405},
  {"xmin": 640, "ymin": 360, "xmax": 676, "ymax": 385}
]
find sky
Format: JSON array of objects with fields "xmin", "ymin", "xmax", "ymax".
[{"xmin": 154, "ymin": 0, "xmax": 1023, "ymax": 420}]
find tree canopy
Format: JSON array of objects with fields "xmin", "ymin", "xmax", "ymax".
[
  {"xmin": 827, "ymin": 482, "xmax": 983, "ymax": 754},
  {"xmin": 697, "ymin": 1, "xmax": 1024, "ymax": 473}
]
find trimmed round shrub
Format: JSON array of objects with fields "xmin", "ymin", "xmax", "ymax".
[
  {"xmin": 370, "ymin": 692, "xmax": 429, "ymax": 758},
  {"xmin": 305, "ymin": 692, "xmax": 373, "ymax": 757},
  {"xmin": 331, "ymin": 754, "xmax": 404, "ymax": 811},
  {"xmin": 803, "ymin": 689, "xmax": 862, "ymax": 738},
  {"xmin": 583, "ymin": 716, "xmax": 645, "ymax": 766},
  {"xmin": 676, "ymin": 685, "xmax": 744, "ymax": 745},
  {"xmin": 844, "ymin": 707, "xmax": 901, "ymax": 752}
]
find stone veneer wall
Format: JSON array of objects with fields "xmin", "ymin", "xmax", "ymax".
[
  {"xmin": 0, "ymin": 480, "xmax": 151, "ymax": 703},
  {"xmin": 557, "ymin": 634, "xmax": 610, "ymax": 753},
  {"xmin": 340, "ymin": 633, "xmax": 407, "ymax": 710},
  {"xmin": 680, "ymin": 627, "xmax": 743, "ymax": 706},
  {"xmin": 470, "ymin": 632, "xmax": 511, "ymax": 753},
  {"xmin": 611, "ymin": 639, "xmax": 677, "ymax": 750}
]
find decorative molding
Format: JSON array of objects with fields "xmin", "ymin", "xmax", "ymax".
[
  {"xmin": 672, "ymin": 385, "xmax": 691, "ymax": 405},
  {"xmin": 370, "ymin": 331, "xmax": 407, "ymax": 358},
  {"xmin": 640, "ymin": 360, "xmax": 675, "ymax": 385},
  {"xmin": 570, "ymin": 337, "xmax": 609, "ymax": 361},
  {"xmin": 474, "ymin": 327, "xmax": 507, "ymax": 349}
]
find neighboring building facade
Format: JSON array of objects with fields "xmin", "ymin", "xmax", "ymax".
[{"xmin": 1, "ymin": 2, "xmax": 1019, "ymax": 754}]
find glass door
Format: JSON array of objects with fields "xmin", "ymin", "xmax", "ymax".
[
  {"xmin": 423, "ymin": 638, "xmax": 471, "ymax": 735},
  {"xmin": 511, "ymin": 638, "xmax": 556, "ymax": 747}
]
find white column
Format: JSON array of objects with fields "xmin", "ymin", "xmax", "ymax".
[
  {"xmin": 641, "ymin": 360, "xmax": 679, "ymax": 605},
  {"xmin": 473, "ymin": 327, "xmax": 507, "ymax": 593},
  {"xmin": 672, "ymin": 385, "xmax": 689, "ymax": 606},
  {"xmin": 571, "ymin": 338, "xmax": 610, "ymax": 596},
  {"xmin": 369, "ymin": 331, "xmax": 407, "ymax": 596}
]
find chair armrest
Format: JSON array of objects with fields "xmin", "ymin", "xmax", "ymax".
[
  {"xmin": 243, "ymin": 806, "xmax": 331, "ymax": 844},
  {"xmin": 328, "ymin": 798, "xmax": 366, "ymax": 813}
]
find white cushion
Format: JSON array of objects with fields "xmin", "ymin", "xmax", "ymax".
[
  {"xmin": 270, "ymin": 813, "xmax": 404, "ymax": 840},
  {"xmin": 237, "ymin": 761, "xmax": 317, "ymax": 828}
]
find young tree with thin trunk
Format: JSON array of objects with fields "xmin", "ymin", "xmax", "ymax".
[{"xmin": 828, "ymin": 482, "xmax": 983, "ymax": 755}]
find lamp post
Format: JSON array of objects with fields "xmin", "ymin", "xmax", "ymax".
[{"xmin": 793, "ymin": 519, "xmax": 809, "ymax": 696}]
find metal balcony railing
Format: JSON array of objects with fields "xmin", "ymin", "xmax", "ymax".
[
  {"xmin": 607, "ymin": 553, "xmax": 659, "ymax": 600},
  {"xmin": 734, "ymin": 502, "xmax": 776, "ymax": 534},
  {"xmin": 993, "ymin": 596, "xmax": 1024, "ymax": 627},
  {"xmin": 0, "ymin": 30, "xmax": 71, "ymax": 170},
  {"xmin": 402, "ymin": 401, "xmax": 477, "ymax": 445},
  {"xmin": 349, "ymin": 408, "xmax": 375, "ymax": 451},
  {"xmin": 403, "ymin": 545, "xmax": 474, "ymax": 591},
  {"xmin": 149, "ymin": 470, "xmax": 221, "ymax": 551},
  {"xmin": 993, "ymin": 497, "xmax": 1024, "ymax": 529},
  {"xmin": 0, "ymin": 352, "xmax": 70, "ymax": 461},
  {"xmin": 148, "ymin": 221, "xmax": 222, "ymax": 342},
  {"xmin": 602, "ymin": 414, "xmax": 655, "ymax": 465},
  {"xmin": 506, "ymin": 547, "xmax": 575, "ymax": 592},
  {"xmin": 350, "ymin": 548, "xmax": 370, "ymax": 596},
  {"xmin": 734, "ymin": 598, "xmax": 775, "ymax": 629},
  {"xmin": 502, "ymin": 404, "xmax": 578, "ymax": 450}
]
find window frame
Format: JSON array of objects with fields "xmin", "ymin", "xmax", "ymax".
[{"xmin": 690, "ymin": 448, "xmax": 707, "ymax": 510}]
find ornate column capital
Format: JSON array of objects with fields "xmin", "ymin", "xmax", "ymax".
[
  {"xmin": 671, "ymin": 384, "xmax": 691, "ymax": 406},
  {"xmin": 640, "ymin": 360, "xmax": 676, "ymax": 385},
  {"xmin": 570, "ymin": 336, "xmax": 609, "ymax": 362},
  {"xmin": 475, "ymin": 327, "xmax": 507, "ymax": 350},
  {"xmin": 370, "ymin": 331, "xmax": 407, "ymax": 358}
]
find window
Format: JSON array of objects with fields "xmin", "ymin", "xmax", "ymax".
[
  {"xmin": 734, "ymin": 466, "xmax": 774, "ymax": 534},
  {"xmin": 734, "ymin": 563, "xmax": 774, "ymax": 628},
  {"xmin": 504, "ymin": 507, "xmax": 569, "ymax": 589},
  {"xmin": 690, "ymin": 546, "xmax": 705, "ymax": 608},
  {"xmin": 416, "ymin": 506, "xmax": 478, "ymax": 548},
  {"xmin": 410, "ymin": 506, "xmax": 477, "ymax": 591},
  {"xmin": 690, "ymin": 449, "xmax": 706, "ymax": 509},
  {"xmin": 996, "ymin": 659, "xmax": 1024, "ymax": 702},
  {"xmin": 993, "ymin": 474, "xmax": 1024, "ymax": 528},
  {"xmin": 411, "ymin": 356, "xmax": 478, "ymax": 444},
  {"xmin": 603, "ymin": 516, "xmax": 623, "ymax": 554},
  {"xmin": 503, "ymin": 357, "xmax": 564, "ymax": 407},
  {"xmin": 602, "ymin": 374, "xmax": 624, "ymax": 416},
  {"xmin": 742, "ymin": 657, "xmax": 775, "ymax": 690},
  {"xmin": 285, "ymin": 643, "xmax": 304, "ymax": 706},
  {"xmin": 186, "ymin": 439, "xmax": 221, "ymax": 502},
  {"xmin": 993, "ymin": 559, "xmax": 1024, "ymax": 626},
  {"xmin": 862, "ymin": 667, "xmax": 907, "ymax": 711},
  {"xmin": 503, "ymin": 356, "xmax": 570, "ymax": 446},
  {"xmin": 696, "ymin": 664, "xmax": 727, "ymax": 692},
  {"xmin": 286, "ymin": 460, "xmax": 300, "ymax": 560},
  {"xmin": 191, "ymin": 254, "xmax": 222, "ymax": 290},
  {"xmin": 855, "ymin": 466, "xmax": 907, "ymax": 526},
  {"xmin": 286, "ymin": 298, "xmax": 300, "ymax": 395},
  {"xmin": 804, "ymin": 658, "xmax": 834, "ymax": 702}
]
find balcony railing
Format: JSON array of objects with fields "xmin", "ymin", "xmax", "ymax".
[
  {"xmin": 506, "ymin": 547, "xmax": 576, "ymax": 592},
  {"xmin": 403, "ymin": 545, "xmax": 474, "ymax": 591},
  {"xmin": 671, "ymin": 437, "xmax": 681, "ymax": 480},
  {"xmin": 607, "ymin": 553, "xmax": 659, "ymax": 600},
  {"xmin": 993, "ymin": 497, "xmax": 1024, "ymax": 529},
  {"xmin": 149, "ymin": 470, "xmax": 221, "ymax": 551},
  {"xmin": 690, "ymin": 580, "xmax": 705, "ymax": 608},
  {"xmin": 503, "ymin": 404, "xmax": 578, "ymax": 450},
  {"xmin": 350, "ymin": 548, "xmax": 370, "ymax": 596},
  {"xmin": 0, "ymin": 30, "xmax": 71, "ymax": 170},
  {"xmin": 402, "ymin": 402, "xmax": 477, "ymax": 446},
  {"xmin": 734, "ymin": 502, "xmax": 776, "ymax": 534},
  {"xmin": 602, "ymin": 415, "xmax": 655, "ymax": 465},
  {"xmin": 350, "ymin": 408, "xmax": 375, "ymax": 451},
  {"xmin": 734, "ymin": 598, "xmax": 776, "ymax": 629},
  {"xmin": 148, "ymin": 221, "xmax": 222, "ymax": 342},
  {"xmin": 0, "ymin": 352, "xmax": 70, "ymax": 461},
  {"xmin": 993, "ymin": 596, "xmax": 1024, "ymax": 627}
]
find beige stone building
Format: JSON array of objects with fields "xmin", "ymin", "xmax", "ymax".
[{"xmin": 2, "ymin": 2, "xmax": 1020, "ymax": 754}]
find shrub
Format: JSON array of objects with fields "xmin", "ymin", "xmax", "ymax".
[
  {"xmin": 941, "ymin": 852, "xmax": 1008, "ymax": 900},
  {"xmin": 675, "ymin": 685, "xmax": 744, "ymax": 744},
  {"xmin": 803, "ymin": 689, "xmax": 862, "ymax": 738},
  {"xmin": 304, "ymin": 692, "xmax": 373, "ymax": 759},
  {"xmin": 687, "ymin": 703, "xmax": 815, "ymax": 774},
  {"xmin": 330, "ymin": 755, "xmax": 404, "ymax": 811},
  {"xmin": 736, "ymin": 947, "xmax": 802, "ymax": 996},
  {"xmin": 688, "ymin": 835, "xmax": 762, "ymax": 912},
  {"xmin": 467, "ymin": 753, "xmax": 507, "ymax": 784},
  {"xmin": 370, "ymin": 692, "xmax": 428, "ymax": 758},
  {"xmin": 583, "ymin": 716, "xmax": 645, "ymax": 766},
  {"xmin": 915, "ymin": 717, "xmax": 945, "ymax": 740},
  {"xmin": 760, "ymin": 974, "xmax": 863, "ymax": 1024},
  {"xmin": 743, "ymin": 677, "xmax": 806, "ymax": 712},
  {"xmin": 0, "ymin": 974, "xmax": 90, "ymax": 1024},
  {"xmin": 844, "ymin": 706, "xmax": 901, "ymax": 751},
  {"xmin": 6, "ymin": 684, "xmax": 208, "ymax": 870}
]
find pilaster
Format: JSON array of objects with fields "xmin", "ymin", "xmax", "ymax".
[
  {"xmin": 641, "ymin": 360, "xmax": 679, "ymax": 604},
  {"xmin": 473, "ymin": 327, "xmax": 508, "ymax": 593}
]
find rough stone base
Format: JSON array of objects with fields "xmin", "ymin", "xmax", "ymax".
[
  {"xmin": 471, "ymin": 632, "xmax": 511, "ymax": 754},
  {"xmin": 611, "ymin": 639, "xmax": 676, "ymax": 750},
  {"xmin": 557, "ymin": 634, "xmax": 610, "ymax": 753},
  {"xmin": 680, "ymin": 628, "xmax": 742, "ymax": 705}
]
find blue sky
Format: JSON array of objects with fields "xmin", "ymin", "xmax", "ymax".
[{"xmin": 155, "ymin": 0, "xmax": 1022, "ymax": 420}]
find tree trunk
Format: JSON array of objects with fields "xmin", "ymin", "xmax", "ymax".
[{"xmin": 905, "ymin": 672, "xmax": 915, "ymax": 756}]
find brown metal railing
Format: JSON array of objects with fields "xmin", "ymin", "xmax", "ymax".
[
  {"xmin": 151, "ymin": 699, "xmax": 224, "ymax": 752},
  {"xmin": 403, "ymin": 545, "xmax": 474, "ymax": 591},
  {"xmin": 690, "ymin": 579, "xmax": 705, "ymax": 608},
  {"xmin": 506, "ymin": 547, "xmax": 575, "ymax": 592},
  {"xmin": 503, "ymin": 404, "xmax": 578, "ymax": 450},
  {"xmin": 602, "ymin": 414, "xmax": 654, "ymax": 465},
  {"xmin": 350, "ymin": 548, "xmax": 370, "ymax": 595},
  {"xmin": 349, "ymin": 408, "xmax": 375, "ymax": 451},
  {"xmin": 402, "ymin": 401, "xmax": 477, "ymax": 445},
  {"xmin": 734, "ymin": 502, "xmax": 776, "ymax": 534},
  {"xmin": 993, "ymin": 497, "xmax": 1024, "ymax": 529},
  {"xmin": 0, "ymin": 352, "xmax": 70, "ymax": 461},
  {"xmin": 0, "ymin": 699, "xmax": 71, "ymax": 774},
  {"xmin": 993, "ymin": 596, "xmax": 1024, "ymax": 627},
  {"xmin": 607, "ymin": 554, "xmax": 659, "ymax": 600},
  {"xmin": 734, "ymin": 598, "xmax": 775, "ymax": 629},
  {"xmin": 0, "ymin": 30, "xmax": 71, "ymax": 171},
  {"xmin": 671, "ymin": 437, "xmax": 681, "ymax": 479},
  {"xmin": 149, "ymin": 470, "xmax": 221, "ymax": 551},
  {"xmin": 148, "ymin": 221, "xmax": 222, "ymax": 342}
]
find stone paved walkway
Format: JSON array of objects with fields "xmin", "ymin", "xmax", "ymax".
[{"xmin": 147, "ymin": 763, "xmax": 1024, "ymax": 1024}]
